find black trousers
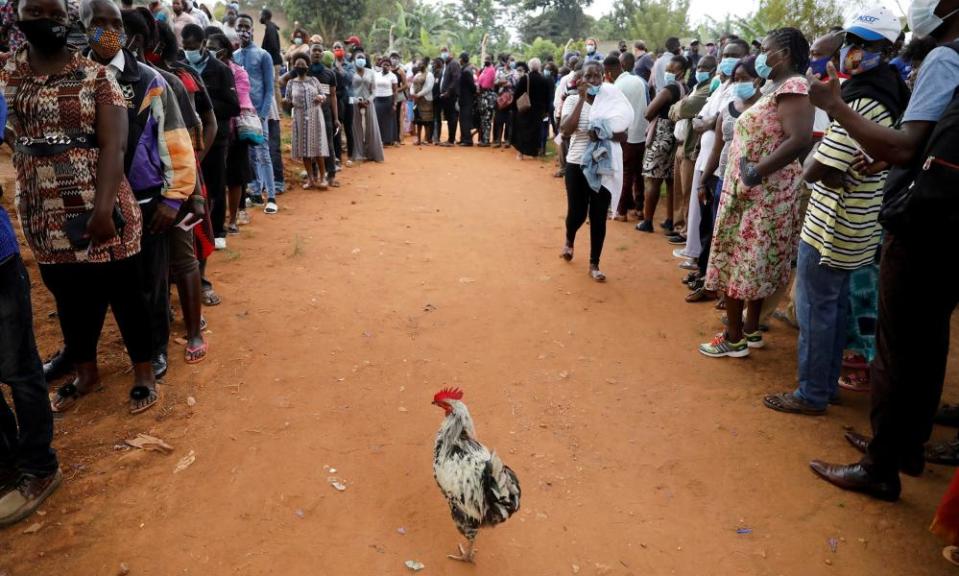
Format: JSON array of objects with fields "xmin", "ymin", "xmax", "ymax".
[
  {"xmin": 39, "ymin": 255, "xmax": 152, "ymax": 366},
  {"xmin": 493, "ymin": 108, "xmax": 510, "ymax": 144},
  {"xmin": 698, "ymin": 175, "xmax": 720, "ymax": 277},
  {"xmin": 202, "ymin": 143, "xmax": 228, "ymax": 238},
  {"xmin": 0, "ymin": 255, "xmax": 58, "ymax": 477},
  {"xmin": 863, "ymin": 233, "xmax": 959, "ymax": 476},
  {"xmin": 441, "ymin": 96, "xmax": 458, "ymax": 143},
  {"xmin": 323, "ymin": 109, "xmax": 337, "ymax": 180},
  {"xmin": 138, "ymin": 202, "xmax": 172, "ymax": 358},
  {"xmin": 564, "ymin": 164, "xmax": 611, "ymax": 266},
  {"xmin": 458, "ymin": 94, "xmax": 473, "ymax": 144}
]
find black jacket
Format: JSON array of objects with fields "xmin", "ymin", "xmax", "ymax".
[
  {"xmin": 459, "ymin": 64, "xmax": 476, "ymax": 101},
  {"xmin": 439, "ymin": 59, "xmax": 461, "ymax": 99},
  {"xmin": 261, "ymin": 22, "xmax": 282, "ymax": 66},
  {"xmin": 196, "ymin": 55, "xmax": 241, "ymax": 145}
]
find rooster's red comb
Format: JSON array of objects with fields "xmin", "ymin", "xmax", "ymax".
[{"xmin": 433, "ymin": 387, "xmax": 464, "ymax": 403}]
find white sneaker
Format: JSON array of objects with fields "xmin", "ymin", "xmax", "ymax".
[
  {"xmin": 672, "ymin": 248, "xmax": 689, "ymax": 259},
  {"xmin": 237, "ymin": 210, "xmax": 251, "ymax": 225},
  {"xmin": 214, "ymin": 237, "xmax": 227, "ymax": 250},
  {"xmin": 264, "ymin": 201, "xmax": 278, "ymax": 214}
]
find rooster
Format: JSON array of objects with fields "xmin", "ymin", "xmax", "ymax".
[{"xmin": 432, "ymin": 388, "xmax": 521, "ymax": 563}]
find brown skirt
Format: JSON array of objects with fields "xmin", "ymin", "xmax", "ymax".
[{"xmin": 415, "ymin": 98, "xmax": 434, "ymax": 123}]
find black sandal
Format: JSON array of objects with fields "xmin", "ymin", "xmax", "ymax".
[
  {"xmin": 129, "ymin": 385, "xmax": 159, "ymax": 415},
  {"xmin": 50, "ymin": 379, "xmax": 101, "ymax": 413},
  {"xmin": 763, "ymin": 392, "xmax": 826, "ymax": 416},
  {"xmin": 682, "ymin": 271, "xmax": 700, "ymax": 285}
]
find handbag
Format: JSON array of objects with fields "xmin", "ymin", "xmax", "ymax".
[
  {"xmin": 236, "ymin": 110, "xmax": 265, "ymax": 144},
  {"xmin": 496, "ymin": 90, "xmax": 514, "ymax": 111},
  {"xmin": 516, "ymin": 75, "xmax": 531, "ymax": 114}
]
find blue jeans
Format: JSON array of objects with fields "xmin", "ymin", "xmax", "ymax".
[
  {"xmin": 794, "ymin": 240, "xmax": 850, "ymax": 409},
  {"xmin": 249, "ymin": 118, "xmax": 276, "ymax": 200},
  {"xmin": 0, "ymin": 254, "xmax": 58, "ymax": 476}
]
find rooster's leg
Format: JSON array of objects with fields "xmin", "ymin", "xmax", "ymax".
[{"xmin": 447, "ymin": 540, "xmax": 476, "ymax": 563}]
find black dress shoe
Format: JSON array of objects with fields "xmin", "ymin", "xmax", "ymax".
[
  {"xmin": 845, "ymin": 431, "xmax": 870, "ymax": 453},
  {"xmin": 43, "ymin": 349, "xmax": 75, "ymax": 383},
  {"xmin": 152, "ymin": 353, "xmax": 168, "ymax": 380},
  {"xmin": 635, "ymin": 221, "xmax": 654, "ymax": 233},
  {"xmin": 844, "ymin": 431, "xmax": 924, "ymax": 476},
  {"xmin": 809, "ymin": 460, "xmax": 901, "ymax": 501},
  {"xmin": 668, "ymin": 235, "xmax": 687, "ymax": 245}
]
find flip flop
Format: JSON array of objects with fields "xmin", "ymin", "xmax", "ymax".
[
  {"xmin": 185, "ymin": 341, "xmax": 208, "ymax": 364},
  {"xmin": 129, "ymin": 385, "xmax": 160, "ymax": 415},
  {"xmin": 944, "ymin": 547, "xmax": 959, "ymax": 567},
  {"xmin": 202, "ymin": 289, "xmax": 221, "ymax": 306},
  {"xmin": 763, "ymin": 392, "xmax": 826, "ymax": 416},
  {"xmin": 50, "ymin": 380, "xmax": 102, "ymax": 414},
  {"xmin": 838, "ymin": 372, "xmax": 870, "ymax": 392}
]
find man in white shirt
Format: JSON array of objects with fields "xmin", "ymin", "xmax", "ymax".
[
  {"xmin": 606, "ymin": 52, "xmax": 648, "ymax": 219},
  {"xmin": 184, "ymin": 0, "xmax": 209, "ymax": 29},
  {"xmin": 650, "ymin": 36, "xmax": 681, "ymax": 92}
]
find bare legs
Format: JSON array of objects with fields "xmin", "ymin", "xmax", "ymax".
[{"xmin": 724, "ymin": 296, "xmax": 764, "ymax": 341}]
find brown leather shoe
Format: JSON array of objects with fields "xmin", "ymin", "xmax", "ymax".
[
  {"xmin": 0, "ymin": 469, "xmax": 62, "ymax": 527},
  {"xmin": 809, "ymin": 460, "xmax": 900, "ymax": 502}
]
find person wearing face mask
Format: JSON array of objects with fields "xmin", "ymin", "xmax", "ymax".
[
  {"xmin": 437, "ymin": 45, "xmax": 461, "ymax": 146},
  {"xmin": 372, "ymin": 58, "xmax": 399, "ymax": 145},
  {"xmin": 804, "ymin": 0, "xmax": 959, "ymax": 503},
  {"xmin": 666, "ymin": 55, "xmax": 716, "ymax": 249},
  {"xmin": 1, "ymin": 0, "xmax": 162, "ymax": 421},
  {"xmin": 349, "ymin": 50, "xmax": 385, "ymax": 162},
  {"xmin": 83, "ymin": 0, "xmax": 197, "ymax": 387},
  {"xmin": 558, "ymin": 62, "xmax": 633, "ymax": 282},
  {"xmin": 234, "ymin": 13, "xmax": 278, "ymax": 213},
  {"xmin": 284, "ymin": 53, "xmax": 329, "ymax": 189},
  {"xmin": 651, "ymin": 36, "xmax": 681, "ymax": 92},
  {"xmin": 605, "ymin": 52, "xmax": 648, "ymax": 222},
  {"xmin": 699, "ymin": 27, "xmax": 814, "ymax": 359},
  {"xmin": 636, "ymin": 54, "xmax": 687, "ymax": 233},
  {"xmin": 762, "ymin": 7, "xmax": 909, "ymax": 418},
  {"xmin": 584, "ymin": 37, "xmax": 603, "ymax": 62},
  {"xmin": 332, "ymin": 41, "xmax": 355, "ymax": 161},
  {"xmin": 510, "ymin": 59, "xmax": 552, "ymax": 159},
  {"xmin": 678, "ymin": 39, "xmax": 749, "ymax": 289},
  {"xmin": 456, "ymin": 51, "xmax": 476, "ymax": 146},
  {"xmin": 128, "ymin": 10, "xmax": 216, "ymax": 366},
  {"xmin": 690, "ymin": 56, "xmax": 763, "ymax": 304},
  {"xmin": 475, "ymin": 55, "xmax": 496, "ymax": 146},
  {"xmin": 182, "ymin": 23, "xmax": 240, "ymax": 249}
]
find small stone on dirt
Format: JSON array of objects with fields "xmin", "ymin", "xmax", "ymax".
[
  {"xmin": 118, "ymin": 563, "xmax": 130, "ymax": 576},
  {"xmin": 330, "ymin": 480, "xmax": 347, "ymax": 491},
  {"xmin": 397, "ymin": 527, "xmax": 407, "ymax": 535},
  {"xmin": 404, "ymin": 560, "xmax": 425, "ymax": 572},
  {"xmin": 294, "ymin": 508, "xmax": 305, "ymax": 519},
  {"xmin": 22, "ymin": 521, "xmax": 44, "ymax": 534},
  {"xmin": 571, "ymin": 564, "xmax": 580, "ymax": 574},
  {"xmin": 186, "ymin": 396, "xmax": 196, "ymax": 407}
]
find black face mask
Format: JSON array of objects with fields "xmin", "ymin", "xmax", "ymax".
[
  {"xmin": 17, "ymin": 18, "xmax": 69, "ymax": 54},
  {"xmin": 295, "ymin": 67, "xmax": 307, "ymax": 76}
]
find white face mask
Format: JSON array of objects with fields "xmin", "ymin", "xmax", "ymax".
[{"xmin": 909, "ymin": 0, "xmax": 959, "ymax": 38}]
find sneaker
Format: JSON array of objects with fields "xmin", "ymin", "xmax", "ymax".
[
  {"xmin": 214, "ymin": 237, "xmax": 227, "ymax": 250},
  {"xmin": 679, "ymin": 259, "xmax": 699, "ymax": 271},
  {"xmin": 0, "ymin": 469, "xmax": 62, "ymax": 527},
  {"xmin": 227, "ymin": 224, "xmax": 240, "ymax": 236},
  {"xmin": 237, "ymin": 210, "xmax": 251, "ymax": 225},
  {"xmin": 659, "ymin": 219, "xmax": 674, "ymax": 232},
  {"xmin": 672, "ymin": 248, "xmax": 688, "ymax": 259},
  {"xmin": 668, "ymin": 235, "xmax": 687, "ymax": 245},
  {"xmin": 244, "ymin": 197, "xmax": 252, "ymax": 209},
  {"xmin": 264, "ymin": 201, "xmax": 278, "ymax": 215},
  {"xmin": 635, "ymin": 220, "xmax": 654, "ymax": 233},
  {"xmin": 744, "ymin": 330, "xmax": 765, "ymax": 349},
  {"xmin": 699, "ymin": 332, "xmax": 749, "ymax": 358}
]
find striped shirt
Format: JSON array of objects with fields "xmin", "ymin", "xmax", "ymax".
[
  {"xmin": 801, "ymin": 97, "xmax": 891, "ymax": 270},
  {"xmin": 562, "ymin": 94, "xmax": 591, "ymax": 165}
]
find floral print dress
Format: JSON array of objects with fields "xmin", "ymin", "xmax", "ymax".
[{"xmin": 705, "ymin": 76, "xmax": 808, "ymax": 301}]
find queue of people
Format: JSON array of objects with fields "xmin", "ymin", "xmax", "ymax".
[{"xmin": 1, "ymin": 0, "xmax": 959, "ymax": 566}]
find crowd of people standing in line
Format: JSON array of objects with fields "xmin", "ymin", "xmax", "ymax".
[
  {"xmin": 2, "ymin": 0, "xmax": 959, "ymax": 567},
  {"xmin": 544, "ymin": 0, "xmax": 959, "ymax": 566}
]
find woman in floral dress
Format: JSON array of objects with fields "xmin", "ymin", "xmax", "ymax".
[
  {"xmin": 700, "ymin": 28, "xmax": 815, "ymax": 358},
  {"xmin": 286, "ymin": 54, "xmax": 328, "ymax": 189}
]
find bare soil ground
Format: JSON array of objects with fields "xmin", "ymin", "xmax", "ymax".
[{"xmin": 1, "ymin": 140, "xmax": 958, "ymax": 576}]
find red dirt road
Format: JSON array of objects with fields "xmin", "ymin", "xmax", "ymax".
[{"xmin": 1, "ymin": 144, "xmax": 958, "ymax": 576}]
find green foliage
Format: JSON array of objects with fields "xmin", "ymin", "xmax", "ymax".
[
  {"xmin": 729, "ymin": 0, "xmax": 845, "ymax": 43},
  {"xmin": 519, "ymin": 1, "xmax": 593, "ymax": 44},
  {"xmin": 280, "ymin": 0, "xmax": 371, "ymax": 42},
  {"xmin": 523, "ymin": 37, "xmax": 560, "ymax": 62},
  {"xmin": 626, "ymin": 0, "xmax": 691, "ymax": 52}
]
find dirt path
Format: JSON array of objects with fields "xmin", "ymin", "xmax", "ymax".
[{"xmin": 2, "ymin": 143, "xmax": 958, "ymax": 576}]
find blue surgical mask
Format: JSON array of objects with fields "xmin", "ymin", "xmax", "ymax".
[
  {"xmin": 440, "ymin": 51, "xmax": 449, "ymax": 61},
  {"xmin": 718, "ymin": 57, "xmax": 738, "ymax": 76},
  {"xmin": 294, "ymin": 37, "xmax": 303, "ymax": 45},
  {"xmin": 709, "ymin": 76, "xmax": 721, "ymax": 93},
  {"xmin": 733, "ymin": 81, "xmax": 756, "ymax": 101},
  {"xmin": 663, "ymin": 71, "xmax": 676, "ymax": 84},
  {"xmin": 755, "ymin": 49, "xmax": 782, "ymax": 79},
  {"xmin": 355, "ymin": 57, "xmax": 366, "ymax": 68},
  {"xmin": 184, "ymin": 49, "xmax": 203, "ymax": 65},
  {"xmin": 809, "ymin": 55, "xmax": 831, "ymax": 78},
  {"xmin": 586, "ymin": 84, "xmax": 600, "ymax": 96},
  {"xmin": 695, "ymin": 70, "xmax": 710, "ymax": 83},
  {"xmin": 839, "ymin": 45, "xmax": 882, "ymax": 76}
]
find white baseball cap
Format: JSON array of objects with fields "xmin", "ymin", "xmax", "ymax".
[{"xmin": 845, "ymin": 6, "xmax": 902, "ymax": 44}]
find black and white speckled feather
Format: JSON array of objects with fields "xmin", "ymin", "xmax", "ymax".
[{"xmin": 433, "ymin": 400, "xmax": 521, "ymax": 541}]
